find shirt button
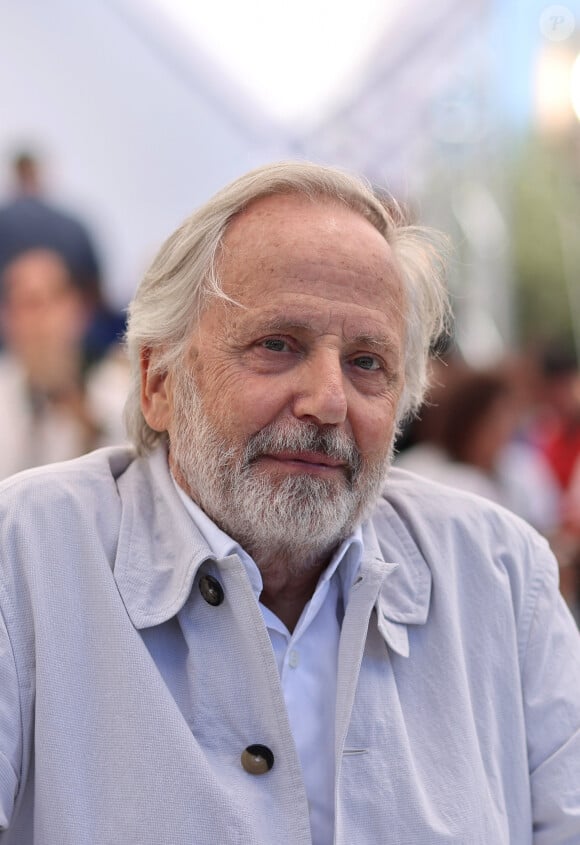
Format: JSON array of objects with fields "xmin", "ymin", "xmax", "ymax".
[
  {"xmin": 241, "ymin": 744, "xmax": 275, "ymax": 775},
  {"xmin": 288, "ymin": 650, "xmax": 300, "ymax": 669},
  {"xmin": 198, "ymin": 574, "xmax": 224, "ymax": 606}
]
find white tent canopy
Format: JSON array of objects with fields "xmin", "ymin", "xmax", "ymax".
[{"xmin": 0, "ymin": 0, "xmax": 492, "ymax": 310}]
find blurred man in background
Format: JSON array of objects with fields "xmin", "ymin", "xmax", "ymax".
[
  {"xmin": 0, "ymin": 248, "xmax": 126, "ymax": 478},
  {"xmin": 0, "ymin": 152, "xmax": 101, "ymax": 306},
  {"xmin": 0, "ymin": 149, "xmax": 125, "ymax": 362}
]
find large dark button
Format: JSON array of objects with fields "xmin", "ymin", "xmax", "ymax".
[
  {"xmin": 241, "ymin": 744, "xmax": 274, "ymax": 775},
  {"xmin": 198, "ymin": 574, "xmax": 224, "ymax": 606}
]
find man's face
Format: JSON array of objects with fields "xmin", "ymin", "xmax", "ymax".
[{"xmin": 143, "ymin": 194, "xmax": 407, "ymax": 565}]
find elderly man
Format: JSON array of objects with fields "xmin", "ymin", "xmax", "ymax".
[{"xmin": 0, "ymin": 163, "xmax": 579, "ymax": 844}]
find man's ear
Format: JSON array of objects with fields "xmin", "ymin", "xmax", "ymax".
[{"xmin": 140, "ymin": 348, "xmax": 173, "ymax": 433}]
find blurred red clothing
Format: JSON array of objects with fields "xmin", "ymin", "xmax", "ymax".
[{"xmin": 539, "ymin": 421, "xmax": 580, "ymax": 491}]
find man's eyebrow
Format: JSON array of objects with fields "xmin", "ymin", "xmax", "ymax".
[
  {"xmin": 254, "ymin": 314, "xmax": 317, "ymax": 333},
  {"xmin": 349, "ymin": 333, "xmax": 397, "ymax": 352},
  {"xmin": 246, "ymin": 312, "xmax": 399, "ymax": 353}
]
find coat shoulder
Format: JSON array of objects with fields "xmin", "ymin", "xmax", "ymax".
[{"xmin": 0, "ymin": 446, "xmax": 137, "ymax": 538}]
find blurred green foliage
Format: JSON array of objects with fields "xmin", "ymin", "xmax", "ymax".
[{"xmin": 512, "ymin": 136, "xmax": 580, "ymax": 347}]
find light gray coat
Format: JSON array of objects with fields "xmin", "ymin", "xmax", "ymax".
[{"xmin": 0, "ymin": 446, "xmax": 579, "ymax": 843}]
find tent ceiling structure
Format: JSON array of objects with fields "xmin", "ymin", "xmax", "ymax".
[{"xmin": 0, "ymin": 0, "xmax": 495, "ymax": 308}]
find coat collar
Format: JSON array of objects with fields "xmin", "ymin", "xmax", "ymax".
[
  {"xmin": 113, "ymin": 449, "xmax": 433, "ymax": 641},
  {"xmin": 360, "ymin": 497, "xmax": 433, "ymax": 657},
  {"xmin": 113, "ymin": 446, "xmax": 216, "ymax": 629}
]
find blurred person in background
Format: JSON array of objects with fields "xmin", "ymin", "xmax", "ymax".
[
  {"xmin": 532, "ymin": 341, "xmax": 580, "ymax": 494},
  {"xmin": 390, "ymin": 341, "xmax": 467, "ymax": 473},
  {"xmin": 396, "ymin": 366, "xmax": 560, "ymax": 534},
  {"xmin": 523, "ymin": 342, "xmax": 580, "ymax": 620},
  {"xmin": 0, "ymin": 149, "xmax": 125, "ymax": 362},
  {"xmin": 0, "ymin": 248, "xmax": 127, "ymax": 479},
  {"xmin": 556, "ymin": 444, "xmax": 580, "ymax": 624}
]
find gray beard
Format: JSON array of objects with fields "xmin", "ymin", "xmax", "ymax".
[{"xmin": 169, "ymin": 371, "xmax": 392, "ymax": 573}]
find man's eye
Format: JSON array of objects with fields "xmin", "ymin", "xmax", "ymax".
[
  {"xmin": 261, "ymin": 338, "xmax": 289, "ymax": 352},
  {"xmin": 353, "ymin": 355, "xmax": 381, "ymax": 371}
]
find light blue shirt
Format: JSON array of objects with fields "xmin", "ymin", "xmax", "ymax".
[
  {"xmin": 173, "ymin": 478, "xmax": 363, "ymax": 844},
  {"xmin": 0, "ymin": 445, "xmax": 579, "ymax": 844}
]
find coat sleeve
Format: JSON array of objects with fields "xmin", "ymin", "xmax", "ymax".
[
  {"xmin": 0, "ymin": 603, "xmax": 21, "ymax": 831},
  {"xmin": 522, "ymin": 536, "xmax": 580, "ymax": 844}
]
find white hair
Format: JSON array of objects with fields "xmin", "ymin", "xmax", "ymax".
[{"xmin": 124, "ymin": 161, "xmax": 450, "ymax": 453}]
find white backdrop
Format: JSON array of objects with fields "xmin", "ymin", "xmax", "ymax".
[{"xmin": 0, "ymin": 0, "xmax": 286, "ymax": 308}]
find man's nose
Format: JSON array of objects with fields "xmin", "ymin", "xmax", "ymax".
[{"xmin": 292, "ymin": 352, "xmax": 348, "ymax": 425}]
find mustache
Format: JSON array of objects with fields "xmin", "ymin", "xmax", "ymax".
[{"xmin": 243, "ymin": 421, "xmax": 362, "ymax": 482}]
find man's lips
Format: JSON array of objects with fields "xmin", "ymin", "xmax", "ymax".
[{"xmin": 259, "ymin": 451, "xmax": 347, "ymax": 469}]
